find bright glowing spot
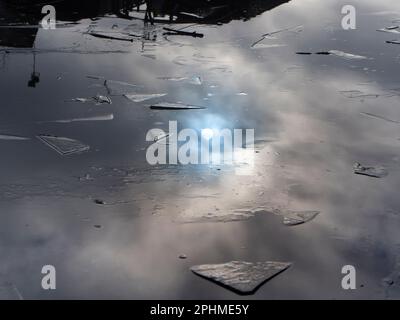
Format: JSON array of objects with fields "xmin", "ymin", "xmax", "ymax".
[{"xmin": 202, "ymin": 128, "xmax": 214, "ymax": 140}]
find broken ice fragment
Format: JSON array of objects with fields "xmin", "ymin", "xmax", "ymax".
[
  {"xmin": 86, "ymin": 75, "xmax": 105, "ymax": 80},
  {"xmin": 176, "ymin": 207, "xmax": 270, "ymax": 224},
  {"xmin": 251, "ymin": 43, "xmax": 287, "ymax": 49},
  {"xmin": 70, "ymin": 98, "xmax": 89, "ymax": 103},
  {"xmin": 360, "ymin": 112, "xmax": 400, "ymax": 124},
  {"xmin": 340, "ymin": 90, "xmax": 379, "ymax": 99},
  {"xmin": 296, "ymin": 51, "xmax": 366, "ymax": 59},
  {"xmin": 385, "ymin": 26, "xmax": 399, "ymax": 30},
  {"xmin": 191, "ymin": 261, "xmax": 291, "ymax": 295},
  {"xmin": 104, "ymin": 80, "xmax": 139, "ymax": 95},
  {"xmin": 377, "ymin": 26, "xmax": 400, "ymax": 34},
  {"xmin": 1, "ymin": 48, "xmax": 130, "ymax": 55},
  {"xmin": 188, "ymin": 76, "xmax": 202, "ymax": 85},
  {"xmin": 68, "ymin": 95, "xmax": 111, "ymax": 105},
  {"xmin": 88, "ymin": 32, "xmax": 134, "ymax": 42},
  {"xmin": 251, "ymin": 25, "xmax": 303, "ymax": 47},
  {"xmin": 0, "ymin": 134, "xmax": 30, "ymax": 141},
  {"xmin": 281, "ymin": 210, "xmax": 320, "ymax": 226},
  {"xmin": 353, "ymin": 162, "xmax": 388, "ymax": 178},
  {"xmin": 93, "ymin": 95, "xmax": 112, "ymax": 105},
  {"xmin": 124, "ymin": 93, "xmax": 167, "ymax": 103},
  {"xmin": 386, "ymin": 40, "xmax": 400, "ymax": 45},
  {"xmin": 328, "ymin": 50, "xmax": 367, "ymax": 60},
  {"xmin": 262, "ymin": 25, "xmax": 303, "ymax": 38},
  {"xmin": 157, "ymin": 76, "xmax": 188, "ymax": 82},
  {"xmin": 178, "ymin": 210, "xmax": 254, "ymax": 224},
  {"xmin": 37, "ymin": 114, "xmax": 114, "ymax": 124},
  {"xmin": 163, "ymin": 27, "xmax": 204, "ymax": 38},
  {"xmin": 150, "ymin": 102, "xmax": 206, "ymax": 110},
  {"xmin": 157, "ymin": 76, "xmax": 202, "ymax": 85},
  {"xmin": 50, "ymin": 114, "xmax": 114, "ymax": 123},
  {"xmin": 37, "ymin": 135, "xmax": 90, "ymax": 156},
  {"xmin": 179, "ymin": 12, "xmax": 204, "ymax": 19}
]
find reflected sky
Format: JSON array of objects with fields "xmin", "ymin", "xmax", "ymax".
[{"xmin": 1, "ymin": 0, "xmax": 400, "ymax": 299}]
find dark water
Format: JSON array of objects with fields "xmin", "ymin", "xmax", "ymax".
[{"xmin": 0, "ymin": 0, "xmax": 400, "ymax": 299}]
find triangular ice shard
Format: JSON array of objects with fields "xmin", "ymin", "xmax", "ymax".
[
  {"xmin": 104, "ymin": 80, "xmax": 139, "ymax": 95},
  {"xmin": 191, "ymin": 261, "xmax": 291, "ymax": 295},
  {"xmin": 37, "ymin": 135, "xmax": 90, "ymax": 156}
]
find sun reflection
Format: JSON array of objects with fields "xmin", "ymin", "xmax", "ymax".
[{"xmin": 201, "ymin": 128, "xmax": 214, "ymax": 141}]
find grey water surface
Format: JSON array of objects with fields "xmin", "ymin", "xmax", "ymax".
[{"xmin": 1, "ymin": 0, "xmax": 400, "ymax": 299}]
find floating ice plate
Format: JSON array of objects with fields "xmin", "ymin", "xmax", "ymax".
[
  {"xmin": 37, "ymin": 135, "xmax": 90, "ymax": 156},
  {"xmin": 354, "ymin": 162, "xmax": 388, "ymax": 178},
  {"xmin": 191, "ymin": 261, "xmax": 291, "ymax": 295}
]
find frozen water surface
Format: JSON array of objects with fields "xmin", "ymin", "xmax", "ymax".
[{"xmin": 1, "ymin": 0, "xmax": 400, "ymax": 299}]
